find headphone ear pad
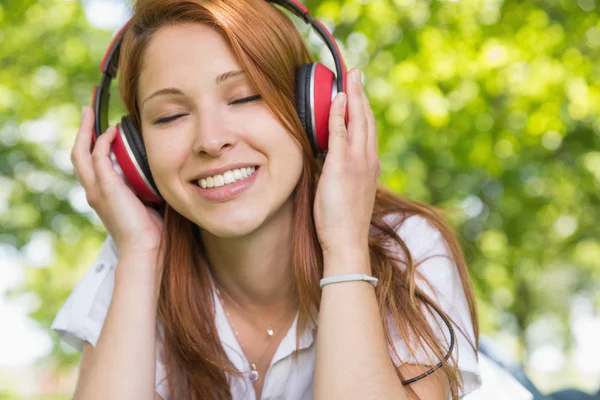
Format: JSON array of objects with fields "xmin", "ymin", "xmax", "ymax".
[
  {"xmin": 109, "ymin": 116, "xmax": 162, "ymax": 203},
  {"xmin": 295, "ymin": 62, "xmax": 335, "ymax": 157},
  {"xmin": 295, "ymin": 63, "xmax": 317, "ymax": 156},
  {"xmin": 120, "ymin": 116, "xmax": 150, "ymax": 172}
]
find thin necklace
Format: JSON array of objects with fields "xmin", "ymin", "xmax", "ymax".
[
  {"xmin": 214, "ymin": 283, "xmax": 297, "ymax": 382},
  {"xmin": 216, "ymin": 283, "xmax": 293, "ymax": 337}
]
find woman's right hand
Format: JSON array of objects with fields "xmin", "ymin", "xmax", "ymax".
[{"xmin": 71, "ymin": 107, "xmax": 164, "ymax": 258}]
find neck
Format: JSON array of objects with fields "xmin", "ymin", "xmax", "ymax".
[{"xmin": 200, "ymin": 197, "xmax": 297, "ymax": 319}]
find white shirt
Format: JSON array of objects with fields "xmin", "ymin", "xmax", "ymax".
[{"xmin": 51, "ymin": 214, "xmax": 530, "ymax": 399}]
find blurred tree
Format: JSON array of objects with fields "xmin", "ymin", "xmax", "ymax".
[
  {"xmin": 2, "ymin": 0, "xmax": 599, "ymax": 392},
  {"xmin": 0, "ymin": 0, "xmax": 119, "ymax": 369}
]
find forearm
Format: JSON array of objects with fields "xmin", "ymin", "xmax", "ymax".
[
  {"xmin": 74, "ymin": 251, "xmax": 161, "ymax": 400},
  {"xmin": 313, "ymin": 245, "xmax": 406, "ymax": 400}
]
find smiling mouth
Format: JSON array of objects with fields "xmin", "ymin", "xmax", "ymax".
[{"xmin": 193, "ymin": 166, "xmax": 259, "ymax": 189}]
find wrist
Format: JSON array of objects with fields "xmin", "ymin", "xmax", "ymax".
[
  {"xmin": 116, "ymin": 247, "xmax": 163, "ymax": 275},
  {"xmin": 322, "ymin": 244, "xmax": 372, "ymax": 277},
  {"xmin": 118, "ymin": 243, "xmax": 160, "ymax": 261},
  {"xmin": 322, "ymin": 240, "xmax": 369, "ymax": 259},
  {"xmin": 119, "ymin": 248, "xmax": 158, "ymax": 268},
  {"xmin": 119, "ymin": 238, "xmax": 161, "ymax": 255},
  {"xmin": 115, "ymin": 250, "xmax": 164, "ymax": 299}
]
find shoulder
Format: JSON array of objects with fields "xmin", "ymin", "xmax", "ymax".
[
  {"xmin": 381, "ymin": 212, "xmax": 482, "ymax": 395},
  {"xmin": 379, "ymin": 212, "xmax": 454, "ymax": 270},
  {"xmin": 381, "ymin": 211, "xmax": 467, "ymax": 315},
  {"xmin": 50, "ymin": 234, "xmax": 119, "ymax": 351},
  {"xmin": 391, "ymin": 213, "xmax": 446, "ymax": 248}
]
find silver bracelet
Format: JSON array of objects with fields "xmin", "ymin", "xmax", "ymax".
[{"xmin": 320, "ymin": 273, "xmax": 378, "ymax": 289}]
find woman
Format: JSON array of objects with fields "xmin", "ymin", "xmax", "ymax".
[{"xmin": 52, "ymin": 0, "xmax": 482, "ymax": 398}]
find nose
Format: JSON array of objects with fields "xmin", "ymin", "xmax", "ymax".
[{"xmin": 191, "ymin": 108, "xmax": 238, "ymax": 157}]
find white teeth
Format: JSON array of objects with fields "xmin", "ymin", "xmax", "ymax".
[
  {"xmin": 223, "ymin": 171, "xmax": 235, "ymax": 184},
  {"xmin": 198, "ymin": 166, "xmax": 257, "ymax": 189},
  {"xmin": 214, "ymin": 175, "xmax": 225, "ymax": 187}
]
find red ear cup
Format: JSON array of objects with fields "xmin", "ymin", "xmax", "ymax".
[
  {"xmin": 110, "ymin": 117, "xmax": 163, "ymax": 203},
  {"xmin": 295, "ymin": 62, "xmax": 336, "ymax": 156}
]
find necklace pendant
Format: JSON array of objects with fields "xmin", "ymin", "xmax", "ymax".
[
  {"xmin": 249, "ymin": 362, "xmax": 259, "ymax": 382},
  {"xmin": 267, "ymin": 326, "xmax": 274, "ymax": 336}
]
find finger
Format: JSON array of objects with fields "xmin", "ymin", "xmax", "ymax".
[
  {"xmin": 362, "ymin": 84, "xmax": 378, "ymax": 158},
  {"xmin": 71, "ymin": 107, "xmax": 96, "ymax": 189},
  {"xmin": 347, "ymin": 69, "xmax": 368, "ymax": 156},
  {"xmin": 92, "ymin": 125, "xmax": 120, "ymax": 187},
  {"xmin": 327, "ymin": 92, "xmax": 349, "ymax": 158}
]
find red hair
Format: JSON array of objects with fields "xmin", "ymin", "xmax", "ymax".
[{"xmin": 118, "ymin": 0, "xmax": 479, "ymax": 398}]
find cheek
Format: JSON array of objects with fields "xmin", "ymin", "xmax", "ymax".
[
  {"xmin": 271, "ymin": 130, "xmax": 304, "ymax": 180},
  {"xmin": 143, "ymin": 134, "xmax": 188, "ymax": 181}
]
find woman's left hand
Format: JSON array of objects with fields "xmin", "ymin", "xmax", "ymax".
[{"xmin": 314, "ymin": 68, "xmax": 381, "ymax": 257}]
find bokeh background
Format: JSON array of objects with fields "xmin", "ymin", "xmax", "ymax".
[{"xmin": 2, "ymin": 0, "xmax": 600, "ymax": 398}]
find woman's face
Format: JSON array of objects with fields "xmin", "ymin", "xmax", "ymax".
[{"xmin": 137, "ymin": 23, "xmax": 304, "ymax": 237}]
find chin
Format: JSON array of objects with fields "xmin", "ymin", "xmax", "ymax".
[{"xmin": 194, "ymin": 207, "xmax": 266, "ymax": 239}]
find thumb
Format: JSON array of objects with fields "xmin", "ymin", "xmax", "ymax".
[{"xmin": 327, "ymin": 92, "xmax": 348, "ymax": 157}]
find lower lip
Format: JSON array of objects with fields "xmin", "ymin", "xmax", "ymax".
[{"xmin": 191, "ymin": 167, "xmax": 259, "ymax": 202}]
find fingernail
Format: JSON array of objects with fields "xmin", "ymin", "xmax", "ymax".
[
  {"xmin": 81, "ymin": 106, "xmax": 88, "ymax": 117},
  {"xmin": 351, "ymin": 69, "xmax": 361, "ymax": 83},
  {"xmin": 338, "ymin": 93, "xmax": 347, "ymax": 107}
]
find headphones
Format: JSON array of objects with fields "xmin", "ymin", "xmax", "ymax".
[{"xmin": 92, "ymin": 0, "xmax": 348, "ymax": 204}]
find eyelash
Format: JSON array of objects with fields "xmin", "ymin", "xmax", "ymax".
[{"xmin": 152, "ymin": 95, "xmax": 262, "ymax": 125}]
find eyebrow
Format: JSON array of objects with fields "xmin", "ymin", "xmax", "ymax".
[
  {"xmin": 216, "ymin": 69, "xmax": 245, "ymax": 84},
  {"xmin": 141, "ymin": 70, "xmax": 246, "ymax": 108}
]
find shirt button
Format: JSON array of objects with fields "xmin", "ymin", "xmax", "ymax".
[{"xmin": 95, "ymin": 263, "xmax": 105, "ymax": 273}]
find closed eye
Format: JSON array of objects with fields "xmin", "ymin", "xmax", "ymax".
[
  {"xmin": 231, "ymin": 94, "xmax": 261, "ymax": 105},
  {"xmin": 153, "ymin": 114, "xmax": 187, "ymax": 125},
  {"xmin": 152, "ymin": 95, "xmax": 262, "ymax": 125}
]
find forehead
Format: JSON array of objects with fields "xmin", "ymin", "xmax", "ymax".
[{"xmin": 138, "ymin": 23, "xmax": 241, "ymax": 97}]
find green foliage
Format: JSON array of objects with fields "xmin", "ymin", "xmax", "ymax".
[
  {"xmin": 1, "ymin": 0, "xmax": 116, "ymax": 370},
  {"xmin": 2, "ymin": 0, "xmax": 599, "ymax": 393},
  {"xmin": 0, "ymin": 394, "xmax": 69, "ymax": 400}
]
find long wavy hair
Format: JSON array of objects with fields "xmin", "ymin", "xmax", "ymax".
[{"xmin": 117, "ymin": 0, "xmax": 479, "ymax": 398}]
